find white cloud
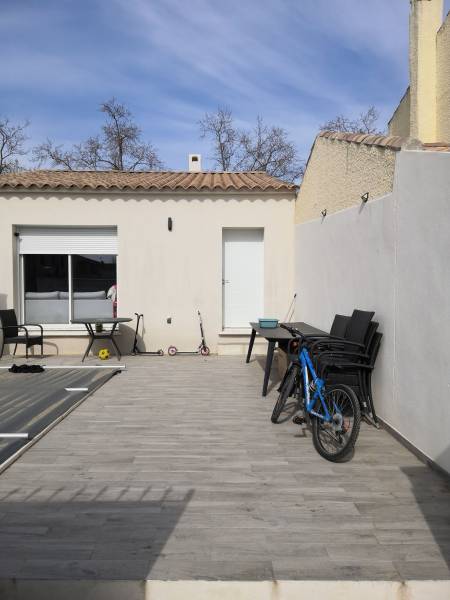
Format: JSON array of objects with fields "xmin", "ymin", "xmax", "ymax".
[{"xmin": 2, "ymin": 0, "xmax": 433, "ymax": 169}]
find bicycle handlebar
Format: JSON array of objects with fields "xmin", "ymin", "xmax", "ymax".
[{"xmin": 280, "ymin": 323, "xmax": 304, "ymax": 340}]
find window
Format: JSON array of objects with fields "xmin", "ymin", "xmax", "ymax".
[
  {"xmin": 72, "ymin": 255, "xmax": 117, "ymax": 320},
  {"xmin": 24, "ymin": 255, "xmax": 69, "ymax": 324},
  {"xmin": 18, "ymin": 227, "xmax": 117, "ymax": 326}
]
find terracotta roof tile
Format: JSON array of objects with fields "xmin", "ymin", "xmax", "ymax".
[
  {"xmin": 318, "ymin": 130, "xmax": 409, "ymax": 150},
  {"xmin": 0, "ymin": 170, "xmax": 297, "ymax": 192},
  {"xmin": 317, "ymin": 131, "xmax": 450, "ymax": 152}
]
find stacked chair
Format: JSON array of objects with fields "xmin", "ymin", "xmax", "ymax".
[{"xmin": 286, "ymin": 310, "xmax": 382, "ymax": 426}]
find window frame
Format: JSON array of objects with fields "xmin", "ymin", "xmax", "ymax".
[{"xmin": 18, "ymin": 253, "xmax": 117, "ymax": 334}]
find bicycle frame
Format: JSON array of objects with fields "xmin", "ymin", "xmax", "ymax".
[{"xmin": 298, "ymin": 347, "xmax": 333, "ymax": 423}]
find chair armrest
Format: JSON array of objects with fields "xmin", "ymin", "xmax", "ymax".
[
  {"xmin": 310, "ymin": 338, "xmax": 365, "ymax": 354},
  {"xmin": 1, "ymin": 325, "xmax": 30, "ymax": 342},
  {"xmin": 318, "ymin": 350, "xmax": 370, "ymax": 362},
  {"xmin": 326, "ymin": 361, "xmax": 373, "ymax": 371},
  {"xmin": 1, "ymin": 324, "xmax": 29, "ymax": 334},
  {"xmin": 17, "ymin": 325, "xmax": 30, "ymax": 339},
  {"xmin": 23, "ymin": 323, "xmax": 44, "ymax": 336}
]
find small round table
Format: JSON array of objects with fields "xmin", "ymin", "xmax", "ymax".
[{"xmin": 71, "ymin": 317, "xmax": 132, "ymax": 362}]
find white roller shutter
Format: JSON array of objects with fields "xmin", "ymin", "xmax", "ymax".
[{"xmin": 18, "ymin": 227, "xmax": 118, "ymax": 255}]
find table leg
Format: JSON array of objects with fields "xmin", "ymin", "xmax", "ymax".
[
  {"xmin": 109, "ymin": 323, "xmax": 121, "ymax": 360},
  {"xmin": 82, "ymin": 324, "xmax": 94, "ymax": 362},
  {"xmin": 262, "ymin": 340, "xmax": 276, "ymax": 397},
  {"xmin": 246, "ymin": 329, "xmax": 257, "ymax": 364}
]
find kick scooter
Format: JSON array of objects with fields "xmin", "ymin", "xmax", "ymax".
[
  {"xmin": 168, "ymin": 310, "xmax": 210, "ymax": 356},
  {"xmin": 131, "ymin": 313, "xmax": 164, "ymax": 356}
]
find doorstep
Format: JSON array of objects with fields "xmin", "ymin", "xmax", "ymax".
[
  {"xmin": 218, "ymin": 331, "xmax": 267, "ymax": 356},
  {"xmin": 219, "ymin": 328, "xmax": 252, "ymax": 336}
]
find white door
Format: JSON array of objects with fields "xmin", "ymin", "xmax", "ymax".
[{"xmin": 222, "ymin": 228, "xmax": 264, "ymax": 328}]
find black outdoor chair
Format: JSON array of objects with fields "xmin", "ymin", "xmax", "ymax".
[
  {"xmin": 317, "ymin": 330, "xmax": 383, "ymax": 426},
  {"xmin": 308, "ymin": 311, "xmax": 377, "ymax": 418},
  {"xmin": 284, "ymin": 313, "xmax": 351, "ymax": 362},
  {"xmin": 282, "ymin": 309, "xmax": 378, "ymax": 421},
  {"xmin": 0, "ymin": 309, "xmax": 44, "ymax": 359},
  {"xmin": 309, "ymin": 309, "xmax": 375, "ymax": 358}
]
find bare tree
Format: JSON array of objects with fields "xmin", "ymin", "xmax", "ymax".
[
  {"xmin": 0, "ymin": 117, "xmax": 29, "ymax": 174},
  {"xmin": 33, "ymin": 99, "xmax": 163, "ymax": 171},
  {"xmin": 199, "ymin": 107, "xmax": 303, "ymax": 182},
  {"xmin": 199, "ymin": 106, "xmax": 237, "ymax": 171},
  {"xmin": 320, "ymin": 106, "xmax": 384, "ymax": 135},
  {"xmin": 237, "ymin": 117, "xmax": 304, "ymax": 181}
]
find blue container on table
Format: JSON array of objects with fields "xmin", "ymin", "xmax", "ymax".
[{"xmin": 258, "ymin": 318, "xmax": 279, "ymax": 329}]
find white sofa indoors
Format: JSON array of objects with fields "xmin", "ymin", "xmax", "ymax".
[{"xmin": 25, "ymin": 291, "xmax": 113, "ymax": 324}]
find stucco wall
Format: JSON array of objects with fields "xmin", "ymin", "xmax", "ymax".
[
  {"xmin": 294, "ymin": 150, "xmax": 450, "ymax": 474},
  {"xmin": 295, "ymin": 137, "xmax": 397, "ymax": 224},
  {"xmin": 437, "ymin": 12, "xmax": 450, "ymax": 142},
  {"xmin": 0, "ymin": 191, "xmax": 295, "ymax": 355},
  {"xmin": 388, "ymin": 88, "xmax": 411, "ymax": 137}
]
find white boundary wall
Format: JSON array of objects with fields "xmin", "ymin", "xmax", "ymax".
[{"xmin": 295, "ymin": 151, "xmax": 450, "ymax": 474}]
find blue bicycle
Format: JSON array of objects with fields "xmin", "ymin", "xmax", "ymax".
[{"xmin": 272, "ymin": 324, "xmax": 361, "ymax": 461}]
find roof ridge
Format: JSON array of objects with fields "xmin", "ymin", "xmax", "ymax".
[
  {"xmin": 16, "ymin": 169, "xmax": 275, "ymax": 175},
  {"xmin": 0, "ymin": 169, "xmax": 298, "ymax": 192},
  {"xmin": 318, "ymin": 130, "xmax": 417, "ymax": 151}
]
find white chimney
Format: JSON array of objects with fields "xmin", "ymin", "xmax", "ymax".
[{"xmin": 188, "ymin": 154, "xmax": 202, "ymax": 172}]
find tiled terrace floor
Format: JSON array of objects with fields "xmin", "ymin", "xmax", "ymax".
[{"xmin": 0, "ymin": 355, "xmax": 449, "ymax": 582}]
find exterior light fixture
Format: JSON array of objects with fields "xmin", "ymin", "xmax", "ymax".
[
  {"xmin": 321, "ymin": 209, "xmax": 327, "ymax": 218},
  {"xmin": 361, "ymin": 192, "xmax": 369, "ymax": 203},
  {"xmin": 168, "ymin": 217, "xmax": 173, "ymax": 231}
]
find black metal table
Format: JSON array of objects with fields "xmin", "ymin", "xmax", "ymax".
[
  {"xmin": 71, "ymin": 317, "xmax": 132, "ymax": 362},
  {"xmin": 246, "ymin": 321, "xmax": 327, "ymax": 396}
]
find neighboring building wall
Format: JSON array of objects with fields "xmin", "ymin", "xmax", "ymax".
[
  {"xmin": 295, "ymin": 136, "xmax": 397, "ymax": 224},
  {"xmin": 409, "ymin": 0, "xmax": 443, "ymax": 142},
  {"xmin": 294, "ymin": 150, "xmax": 450, "ymax": 474},
  {"xmin": 388, "ymin": 88, "xmax": 411, "ymax": 137},
  {"xmin": 0, "ymin": 191, "xmax": 295, "ymax": 355},
  {"xmin": 437, "ymin": 12, "xmax": 450, "ymax": 141}
]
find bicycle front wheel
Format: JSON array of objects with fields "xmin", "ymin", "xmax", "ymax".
[
  {"xmin": 312, "ymin": 384, "xmax": 361, "ymax": 461},
  {"xmin": 271, "ymin": 363, "xmax": 299, "ymax": 423}
]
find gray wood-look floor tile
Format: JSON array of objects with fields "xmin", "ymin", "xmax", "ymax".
[{"xmin": 0, "ymin": 354, "xmax": 449, "ymax": 581}]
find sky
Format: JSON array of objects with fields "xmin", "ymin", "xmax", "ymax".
[{"xmin": 2, "ymin": 0, "xmax": 450, "ymax": 170}]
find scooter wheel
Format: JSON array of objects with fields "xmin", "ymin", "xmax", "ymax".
[
  {"xmin": 157, "ymin": 349, "xmax": 164, "ymax": 356},
  {"xmin": 168, "ymin": 346, "xmax": 177, "ymax": 356},
  {"xmin": 200, "ymin": 346, "xmax": 210, "ymax": 356}
]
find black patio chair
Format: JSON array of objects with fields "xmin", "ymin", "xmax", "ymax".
[
  {"xmin": 317, "ymin": 328, "xmax": 383, "ymax": 426},
  {"xmin": 309, "ymin": 309, "xmax": 375, "ymax": 358},
  {"xmin": 303, "ymin": 313, "xmax": 350, "ymax": 343},
  {"xmin": 283, "ymin": 313, "xmax": 351, "ymax": 360},
  {"xmin": 0, "ymin": 309, "xmax": 44, "ymax": 360}
]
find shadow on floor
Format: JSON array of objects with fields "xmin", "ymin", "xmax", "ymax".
[
  {"xmin": 0, "ymin": 485, "xmax": 193, "ymax": 581},
  {"xmin": 401, "ymin": 447, "xmax": 450, "ymax": 571}
]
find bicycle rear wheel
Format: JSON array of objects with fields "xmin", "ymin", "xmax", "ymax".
[
  {"xmin": 311, "ymin": 384, "xmax": 360, "ymax": 461},
  {"xmin": 271, "ymin": 363, "xmax": 299, "ymax": 423}
]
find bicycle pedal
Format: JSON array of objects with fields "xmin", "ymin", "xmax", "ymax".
[{"xmin": 292, "ymin": 415, "xmax": 306, "ymax": 425}]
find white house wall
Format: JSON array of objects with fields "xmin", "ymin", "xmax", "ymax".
[
  {"xmin": 295, "ymin": 150, "xmax": 450, "ymax": 473},
  {"xmin": 0, "ymin": 192, "xmax": 295, "ymax": 355}
]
